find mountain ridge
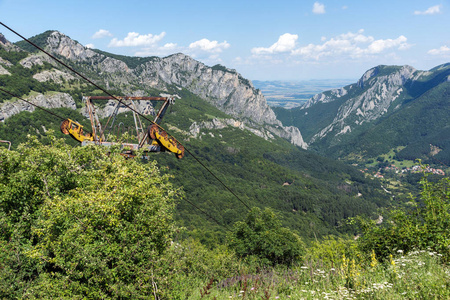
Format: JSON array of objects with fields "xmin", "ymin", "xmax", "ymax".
[
  {"xmin": 274, "ymin": 63, "xmax": 450, "ymax": 165},
  {"xmin": 6, "ymin": 31, "xmax": 306, "ymax": 148}
]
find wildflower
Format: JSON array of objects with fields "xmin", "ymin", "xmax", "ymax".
[
  {"xmin": 389, "ymin": 254, "xmax": 395, "ymax": 266},
  {"xmin": 370, "ymin": 250, "xmax": 378, "ymax": 268}
]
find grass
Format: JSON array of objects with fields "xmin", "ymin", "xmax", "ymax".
[{"xmin": 188, "ymin": 250, "xmax": 450, "ymax": 299}]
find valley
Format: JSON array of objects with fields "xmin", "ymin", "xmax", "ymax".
[
  {"xmin": 0, "ymin": 28, "xmax": 449, "ymax": 299},
  {"xmin": 253, "ymin": 79, "xmax": 355, "ymax": 108}
]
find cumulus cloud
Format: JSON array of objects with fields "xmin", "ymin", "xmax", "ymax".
[
  {"xmin": 428, "ymin": 45, "xmax": 450, "ymax": 55},
  {"xmin": 85, "ymin": 43, "xmax": 95, "ymax": 49},
  {"xmin": 291, "ymin": 30, "xmax": 410, "ymax": 60},
  {"xmin": 92, "ymin": 29, "xmax": 113, "ymax": 39},
  {"xmin": 313, "ymin": 2, "xmax": 326, "ymax": 14},
  {"xmin": 188, "ymin": 38, "xmax": 230, "ymax": 53},
  {"xmin": 414, "ymin": 5, "xmax": 442, "ymax": 15},
  {"xmin": 366, "ymin": 36, "xmax": 408, "ymax": 53},
  {"xmin": 108, "ymin": 32, "xmax": 166, "ymax": 47},
  {"xmin": 251, "ymin": 33, "xmax": 298, "ymax": 55},
  {"xmin": 134, "ymin": 43, "xmax": 180, "ymax": 56}
]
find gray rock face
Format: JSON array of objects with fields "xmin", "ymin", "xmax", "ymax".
[
  {"xmin": 0, "ymin": 33, "xmax": 17, "ymax": 51},
  {"xmin": 0, "ymin": 56, "xmax": 13, "ymax": 67},
  {"xmin": 46, "ymin": 31, "xmax": 98, "ymax": 61},
  {"xmin": 1, "ymin": 31, "xmax": 307, "ymax": 148},
  {"xmin": 0, "ymin": 93, "xmax": 76, "ymax": 121},
  {"xmin": 0, "ymin": 65, "xmax": 10, "ymax": 75},
  {"xmin": 303, "ymin": 86, "xmax": 349, "ymax": 109},
  {"xmin": 33, "ymin": 69, "xmax": 76, "ymax": 83},
  {"xmin": 80, "ymin": 99, "xmax": 156, "ymax": 119},
  {"xmin": 307, "ymin": 65, "xmax": 420, "ymax": 143},
  {"xmin": 189, "ymin": 118, "xmax": 307, "ymax": 148},
  {"xmin": 137, "ymin": 54, "xmax": 279, "ymax": 125}
]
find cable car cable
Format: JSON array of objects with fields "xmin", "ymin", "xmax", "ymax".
[{"xmin": 0, "ymin": 22, "xmax": 252, "ymax": 212}]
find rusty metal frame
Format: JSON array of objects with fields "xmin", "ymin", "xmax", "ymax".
[{"xmin": 77, "ymin": 95, "xmax": 184, "ymax": 158}]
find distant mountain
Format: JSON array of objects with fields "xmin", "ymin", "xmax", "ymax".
[
  {"xmin": 3, "ymin": 31, "xmax": 306, "ymax": 148},
  {"xmin": 275, "ymin": 64, "xmax": 450, "ymax": 165},
  {"xmin": 0, "ymin": 30, "xmax": 390, "ymax": 240}
]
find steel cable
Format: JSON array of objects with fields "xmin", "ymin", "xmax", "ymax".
[{"xmin": 0, "ymin": 22, "xmax": 252, "ymax": 220}]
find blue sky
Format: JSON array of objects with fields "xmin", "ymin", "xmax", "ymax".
[{"xmin": 1, "ymin": 0, "xmax": 449, "ymax": 80}]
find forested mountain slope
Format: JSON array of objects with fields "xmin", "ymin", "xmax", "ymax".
[
  {"xmin": 274, "ymin": 64, "xmax": 450, "ymax": 165},
  {"xmin": 2, "ymin": 31, "xmax": 306, "ymax": 148},
  {"xmin": 0, "ymin": 30, "xmax": 391, "ymax": 241}
]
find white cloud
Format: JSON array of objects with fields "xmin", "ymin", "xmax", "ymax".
[
  {"xmin": 428, "ymin": 45, "xmax": 450, "ymax": 55},
  {"xmin": 92, "ymin": 29, "xmax": 113, "ymax": 39},
  {"xmin": 188, "ymin": 38, "xmax": 230, "ymax": 53},
  {"xmin": 313, "ymin": 2, "xmax": 326, "ymax": 14},
  {"xmin": 251, "ymin": 33, "xmax": 298, "ymax": 55},
  {"xmin": 342, "ymin": 5, "xmax": 348, "ymax": 10},
  {"xmin": 414, "ymin": 5, "xmax": 442, "ymax": 15},
  {"xmin": 366, "ymin": 36, "xmax": 408, "ymax": 53},
  {"xmin": 85, "ymin": 43, "xmax": 95, "ymax": 49},
  {"xmin": 108, "ymin": 32, "xmax": 166, "ymax": 47},
  {"xmin": 291, "ymin": 30, "xmax": 410, "ymax": 60},
  {"xmin": 134, "ymin": 43, "xmax": 180, "ymax": 57}
]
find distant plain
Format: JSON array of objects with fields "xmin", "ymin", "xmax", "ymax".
[{"xmin": 253, "ymin": 79, "xmax": 355, "ymax": 108}]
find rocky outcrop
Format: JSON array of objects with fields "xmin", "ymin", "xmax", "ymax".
[
  {"xmin": 46, "ymin": 31, "xmax": 99, "ymax": 62},
  {"xmin": 0, "ymin": 92, "xmax": 76, "ymax": 121},
  {"xmin": 303, "ymin": 86, "xmax": 349, "ymax": 109},
  {"xmin": 33, "ymin": 69, "xmax": 76, "ymax": 83},
  {"xmin": 188, "ymin": 118, "xmax": 307, "ymax": 148},
  {"xmin": 308, "ymin": 65, "xmax": 418, "ymax": 143},
  {"xmin": 0, "ymin": 65, "xmax": 10, "ymax": 75},
  {"xmin": 0, "ymin": 33, "xmax": 20, "ymax": 51},
  {"xmin": 1, "ymin": 31, "xmax": 307, "ymax": 148},
  {"xmin": 80, "ymin": 99, "xmax": 156, "ymax": 119},
  {"xmin": 19, "ymin": 54, "xmax": 54, "ymax": 68},
  {"xmin": 138, "ymin": 54, "xmax": 279, "ymax": 125}
]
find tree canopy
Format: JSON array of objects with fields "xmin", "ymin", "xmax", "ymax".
[{"xmin": 0, "ymin": 134, "xmax": 179, "ymax": 298}]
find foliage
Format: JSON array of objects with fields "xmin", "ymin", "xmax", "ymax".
[
  {"xmin": 305, "ymin": 235, "xmax": 360, "ymax": 267},
  {"xmin": 0, "ymin": 47, "xmax": 28, "ymax": 64},
  {"xmin": 0, "ymin": 63, "xmax": 59, "ymax": 102},
  {"xmin": 228, "ymin": 207, "xmax": 306, "ymax": 266},
  {"xmin": 0, "ymin": 134, "xmax": 179, "ymax": 298},
  {"xmin": 357, "ymin": 170, "xmax": 450, "ymax": 260},
  {"xmin": 14, "ymin": 30, "xmax": 56, "ymax": 53},
  {"xmin": 178, "ymin": 247, "xmax": 450, "ymax": 299},
  {"xmin": 0, "ymin": 107, "xmax": 89, "ymax": 148},
  {"xmin": 91, "ymin": 48, "xmax": 159, "ymax": 69},
  {"xmin": 275, "ymin": 67, "xmax": 450, "ymax": 167}
]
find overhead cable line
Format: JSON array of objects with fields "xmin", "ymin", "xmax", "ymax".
[
  {"xmin": 0, "ymin": 87, "xmax": 230, "ymax": 230},
  {"xmin": 0, "ymin": 22, "xmax": 252, "ymax": 211}
]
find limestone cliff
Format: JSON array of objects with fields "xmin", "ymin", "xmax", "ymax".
[{"xmin": 3, "ymin": 31, "xmax": 307, "ymax": 148}]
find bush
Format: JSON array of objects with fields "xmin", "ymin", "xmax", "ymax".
[
  {"xmin": 0, "ymin": 134, "xmax": 179, "ymax": 298},
  {"xmin": 228, "ymin": 207, "xmax": 305, "ymax": 266},
  {"xmin": 358, "ymin": 170, "xmax": 450, "ymax": 260}
]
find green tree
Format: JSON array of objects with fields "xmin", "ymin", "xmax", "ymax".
[
  {"xmin": 0, "ymin": 134, "xmax": 179, "ymax": 298},
  {"xmin": 358, "ymin": 171, "xmax": 450, "ymax": 260},
  {"xmin": 228, "ymin": 207, "xmax": 305, "ymax": 266}
]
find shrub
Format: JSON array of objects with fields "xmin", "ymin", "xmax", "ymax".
[
  {"xmin": 228, "ymin": 207, "xmax": 305, "ymax": 266},
  {"xmin": 358, "ymin": 169, "xmax": 450, "ymax": 260}
]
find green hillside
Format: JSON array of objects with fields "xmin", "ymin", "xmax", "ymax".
[
  {"xmin": 275, "ymin": 65, "xmax": 450, "ymax": 166},
  {"xmin": 0, "ymin": 88, "xmax": 388, "ymax": 243}
]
